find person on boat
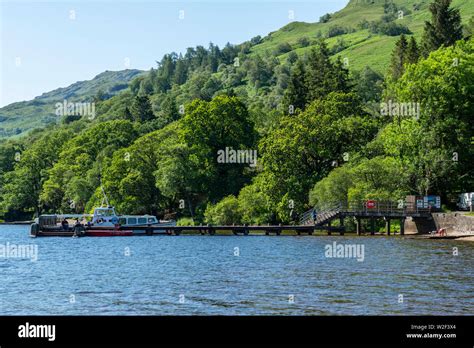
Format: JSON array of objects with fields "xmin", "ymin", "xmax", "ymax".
[
  {"xmin": 74, "ymin": 219, "xmax": 81, "ymax": 227},
  {"xmin": 61, "ymin": 218, "xmax": 69, "ymax": 231}
]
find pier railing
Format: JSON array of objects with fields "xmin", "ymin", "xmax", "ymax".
[
  {"xmin": 343, "ymin": 200, "xmax": 431, "ymax": 215},
  {"xmin": 300, "ymin": 200, "xmax": 432, "ymax": 225},
  {"xmin": 300, "ymin": 202, "xmax": 342, "ymax": 226}
]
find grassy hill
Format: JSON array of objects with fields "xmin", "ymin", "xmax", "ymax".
[
  {"xmin": 251, "ymin": 0, "xmax": 473, "ymax": 72},
  {"xmin": 1, "ymin": 0, "xmax": 472, "ymax": 140},
  {"xmin": 0, "ymin": 69, "xmax": 143, "ymax": 138}
]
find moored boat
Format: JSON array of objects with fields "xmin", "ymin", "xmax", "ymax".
[{"xmin": 30, "ymin": 206, "xmax": 176, "ymax": 237}]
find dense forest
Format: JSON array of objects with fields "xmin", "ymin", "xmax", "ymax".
[{"xmin": 0, "ymin": 0, "xmax": 473, "ymax": 224}]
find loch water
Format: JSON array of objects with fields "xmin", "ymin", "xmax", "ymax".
[{"xmin": 0, "ymin": 225, "xmax": 473, "ymax": 315}]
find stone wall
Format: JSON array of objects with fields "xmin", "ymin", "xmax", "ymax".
[{"xmin": 405, "ymin": 213, "xmax": 474, "ymax": 235}]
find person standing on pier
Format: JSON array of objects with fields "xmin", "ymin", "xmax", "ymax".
[{"xmin": 312, "ymin": 209, "xmax": 317, "ymax": 223}]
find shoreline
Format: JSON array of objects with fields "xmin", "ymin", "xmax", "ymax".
[
  {"xmin": 1, "ymin": 222, "xmax": 473, "ymax": 241},
  {"xmin": 454, "ymin": 236, "xmax": 474, "ymax": 242}
]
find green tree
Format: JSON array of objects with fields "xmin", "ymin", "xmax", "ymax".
[
  {"xmin": 1, "ymin": 129, "xmax": 73, "ymax": 216},
  {"xmin": 385, "ymin": 38, "xmax": 474, "ymax": 197},
  {"xmin": 305, "ymin": 41, "xmax": 350, "ymax": 103},
  {"xmin": 100, "ymin": 124, "xmax": 178, "ymax": 215},
  {"xmin": 353, "ymin": 66, "xmax": 384, "ymax": 103},
  {"xmin": 282, "ymin": 58, "xmax": 307, "ymax": 112},
  {"xmin": 309, "ymin": 165, "xmax": 353, "ymax": 209},
  {"xmin": 123, "ymin": 106, "xmax": 133, "ymax": 121},
  {"xmin": 406, "ymin": 36, "xmax": 420, "ymax": 64},
  {"xmin": 309, "ymin": 156, "xmax": 411, "ymax": 210},
  {"xmin": 347, "ymin": 157, "xmax": 409, "ymax": 202},
  {"xmin": 204, "ymin": 195, "xmax": 242, "ymax": 225},
  {"xmin": 465, "ymin": 16, "xmax": 474, "ymax": 38},
  {"xmin": 421, "ymin": 0, "xmax": 463, "ymax": 56},
  {"xmin": 237, "ymin": 176, "xmax": 273, "ymax": 224},
  {"xmin": 40, "ymin": 120, "xmax": 138, "ymax": 213},
  {"xmin": 159, "ymin": 94, "xmax": 180, "ymax": 123},
  {"xmin": 246, "ymin": 55, "xmax": 274, "ymax": 87},
  {"xmin": 259, "ymin": 92, "xmax": 378, "ymax": 222},
  {"xmin": 173, "ymin": 59, "xmax": 188, "ymax": 85},
  {"xmin": 181, "ymin": 95, "xmax": 257, "ymax": 203},
  {"xmin": 130, "ymin": 95, "xmax": 154, "ymax": 122},
  {"xmin": 389, "ymin": 34, "xmax": 409, "ymax": 80}
]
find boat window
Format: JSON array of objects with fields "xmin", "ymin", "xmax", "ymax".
[
  {"xmin": 128, "ymin": 218, "xmax": 137, "ymax": 225},
  {"xmin": 138, "ymin": 218, "xmax": 147, "ymax": 224},
  {"xmin": 96, "ymin": 209, "xmax": 114, "ymax": 217},
  {"xmin": 148, "ymin": 217, "xmax": 155, "ymax": 223},
  {"xmin": 118, "ymin": 218, "xmax": 126, "ymax": 225}
]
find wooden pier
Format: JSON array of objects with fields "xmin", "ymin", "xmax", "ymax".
[
  {"xmin": 31, "ymin": 224, "xmax": 346, "ymax": 237},
  {"xmin": 299, "ymin": 201, "xmax": 432, "ymax": 236},
  {"xmin": 30, "ymin": 200, "xmax": 433, "ymax": 237}
]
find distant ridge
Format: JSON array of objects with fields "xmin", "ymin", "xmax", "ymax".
[{"xmin": 0, "ymin": 69, "xmax": 144, "ymax": 138}]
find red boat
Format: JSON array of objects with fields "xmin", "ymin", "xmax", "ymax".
[{"xmin": 85, "ymin": 229, "xmax": 134, "ymax": 237}]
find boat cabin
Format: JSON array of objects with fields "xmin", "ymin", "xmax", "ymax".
[{"xmin": 92, "ymin": 206, "xmax": 158, "ymax": 226}]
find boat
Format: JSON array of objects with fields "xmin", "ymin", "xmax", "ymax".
[
  {"xmin": 31, "ymin": 194, "xmax": 176, "ymax": 237},
  {"xmin": 30, "ymin": 182, "xmax": 175, "ymax": 237},
  {"xmin": 30, "ymin": 206, "xmax": 176, "ymax": 237},
  {"xmin": 87, "ymin": 206, "xmax": 176, "ymax": 235}
]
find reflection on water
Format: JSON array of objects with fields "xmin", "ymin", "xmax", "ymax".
[{"xmin": 0, "ymin": 225, "xmax": 473, "ymax": 315}]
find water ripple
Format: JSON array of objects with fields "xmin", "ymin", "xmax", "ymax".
[{"xmin": 0, "ymin": 227, "xmax": 473, "ymax": 315}]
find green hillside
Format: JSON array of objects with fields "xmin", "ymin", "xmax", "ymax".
[
  {"xmin": 0, "ymin": 69, "xmax": 143, "ymax": 138},
  {"xmin": 1, "ymin": 0, "xmax": 472, "ymax": 139},
  {"xmin": 251, "ymin": 0, "xmax": 473, "ymax": 71}
]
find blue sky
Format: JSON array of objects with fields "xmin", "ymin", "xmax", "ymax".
[{"xmin": 0, "ymin": 0, "xmax": 348, "ymax": 107}]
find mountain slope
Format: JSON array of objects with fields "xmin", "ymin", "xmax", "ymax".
[
  {"xmin": 251, "ymin": 0, "xmax": 473, "ymax": 72},
  {"xmin": 1, "ymin": 0, "xmax": 473, "ymax": 139},
  {"xmin": 0, "ymin": 69, "xmax": 144, "ymax": 138}
]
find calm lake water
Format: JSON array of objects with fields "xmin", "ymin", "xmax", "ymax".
[{"xmin": 0, "ymin": 225, "xmax": 473, "ymax": 315}]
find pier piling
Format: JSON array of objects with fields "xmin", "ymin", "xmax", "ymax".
[{"xmin": 385, "ymin": 218, "xmax": 391, "ymax": 236}]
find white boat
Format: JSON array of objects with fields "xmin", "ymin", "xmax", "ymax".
[
  {"xmin": 91, "ymin": 206, "xmax": 176, "ymax": 229},
  {"xmin": 31, "ymin": 206, "xmax": 176, "ymax": 237},
  {"xmin": 90, "ymin": 186, "xmax": 176, "ymax": 230},
  {"xmin": 30, "ymin": 185, "xmax": 175, "ymax": 237}
]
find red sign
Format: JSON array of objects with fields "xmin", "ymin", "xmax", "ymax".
[{"xmin": 366, "ymin": 200, "xmax": 376, "ymax": 209}]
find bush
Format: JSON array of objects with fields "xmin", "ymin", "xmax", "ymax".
[
  {"xmin": 383, "ymin": 2, "xmax": 411, "ymax": 21},
  {"xmin": 330, "ymin": 38, "xmax": 348, "ymax": 54},
  {"xmin": 369, "ymin": 21, "xmax": 412, "ymax": 36},
  {"xmin": 273, "ymin": 42, "xmax": 293, "ymax": 55},
  {"xmin": 297, "ymin": 37, "xmax": 311, "ymax": 48},
  {"xmin": 204, "ymin": 195, "xmax": 242, "ymax": 225},
  {"xmin": 61, "ymin": 115, "xmax": 82, "ymax": 124},
  {"xmin": 358, "ymin": 19, "xmax": 369, "ymax": 30},
  {"xmin": 287, "ymin": 51, "xmax": 298, "ymax": 64},
  {"xmin": 250, "ymin": 35, "xmax": 262, "ymax": 45},
  {"xmin": 326, "ymin": 25, "xmax": 354, "ymax": 38},
  {"xmin": 238, "ymin": 183, "xmax": 272, "ymax": 225},
  {"xmin": 320, "ymin": 13, "xmax": 332, "ymax": 23},
  {"xmin": 381, "ymin": 13, "xmax": 397, "ymax": 23},
  {"xmin": 177, "ymin": 217, "xmax": 195, "ymax": 226}
]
